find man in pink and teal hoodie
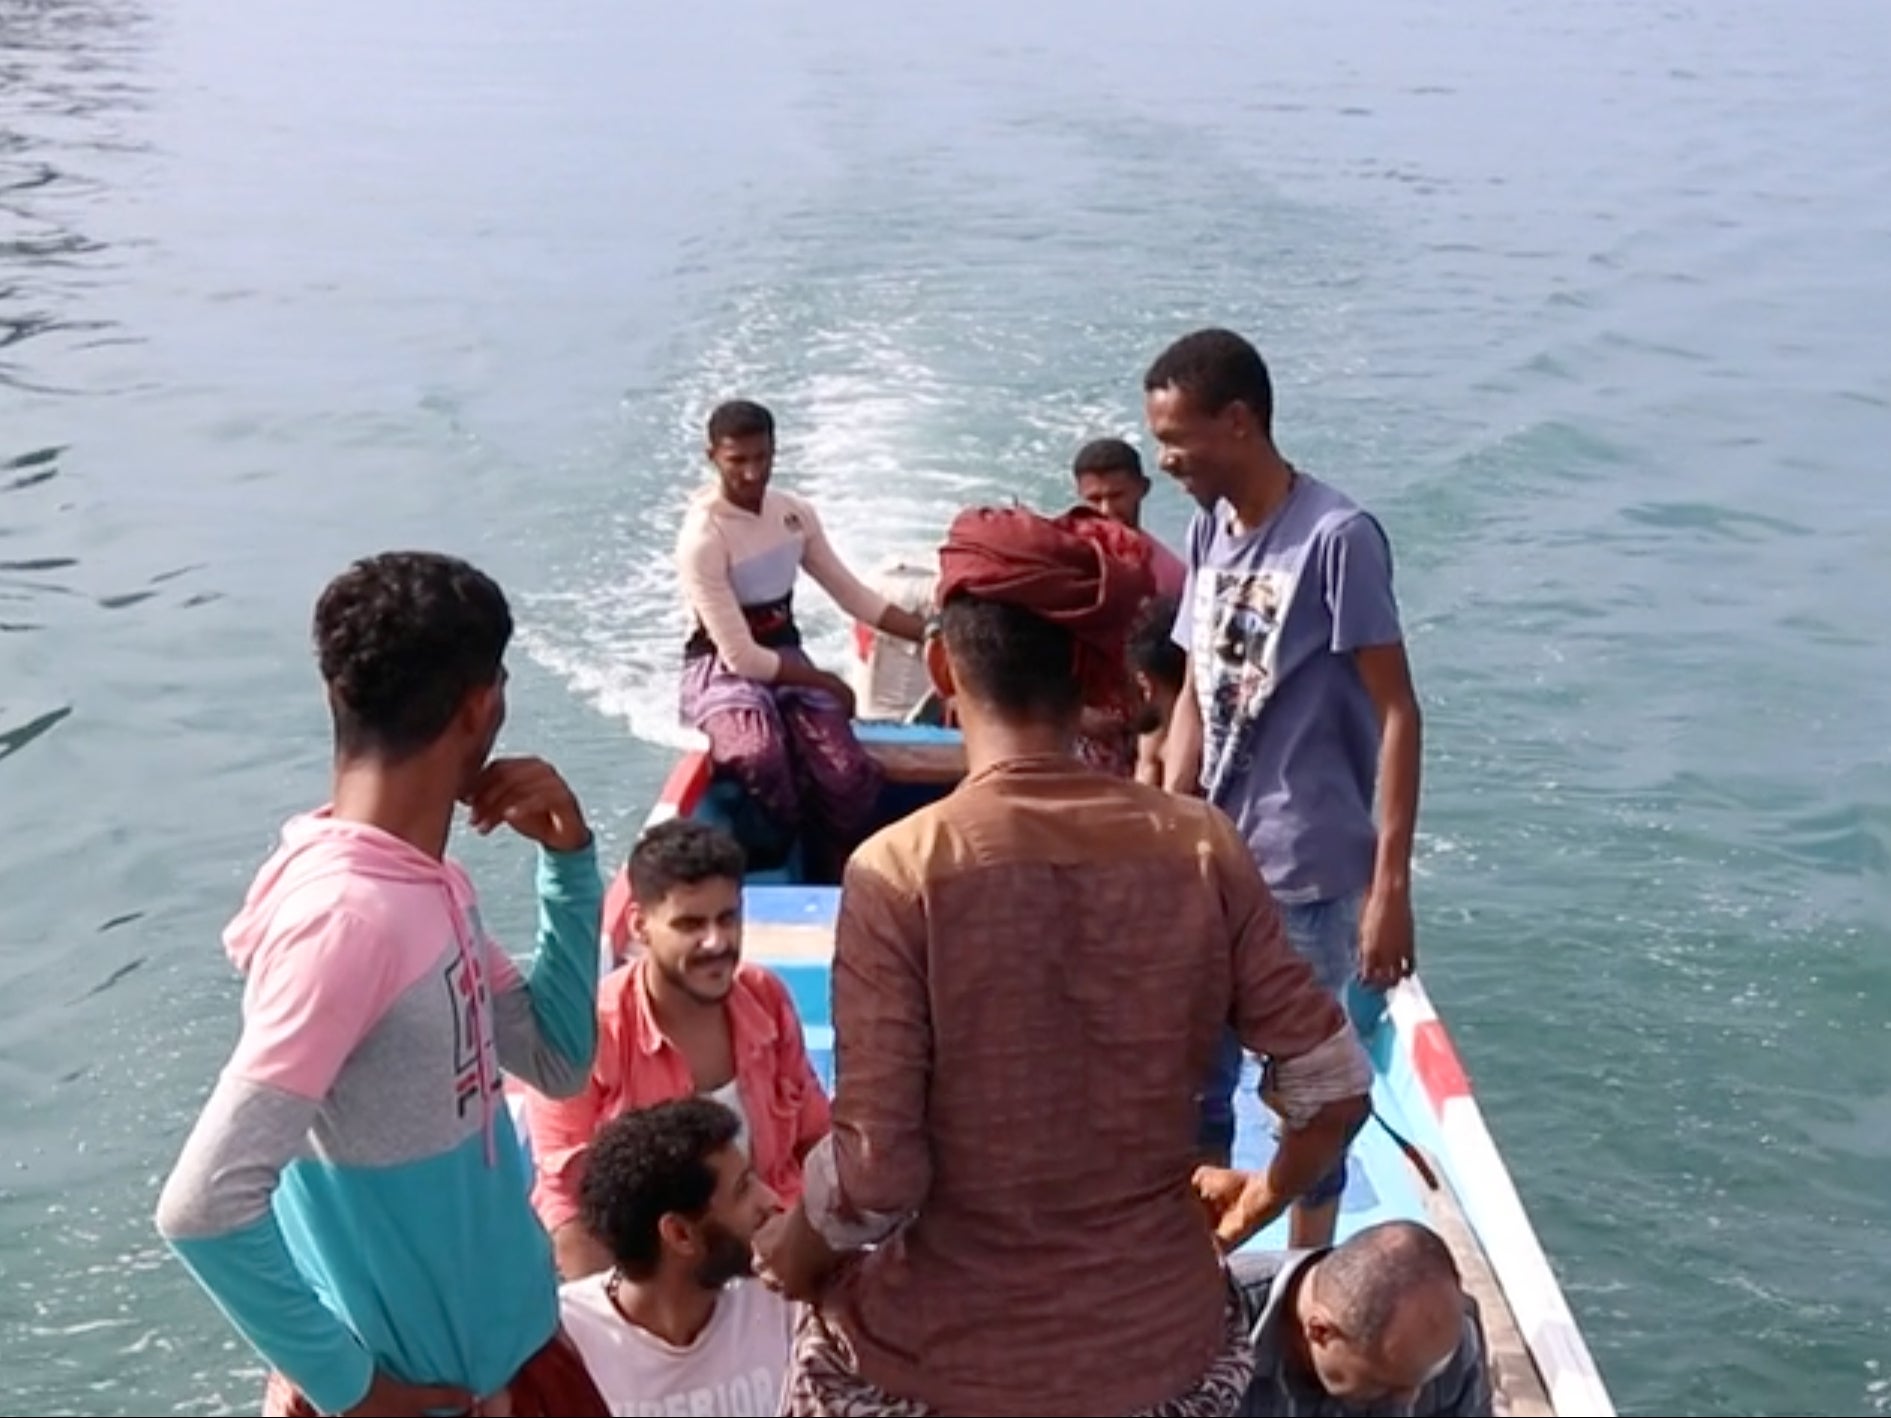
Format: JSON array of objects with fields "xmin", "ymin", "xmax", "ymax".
[{"xmin": 155, "ymin": 551, "xmax": 609, "ymax": 1417}]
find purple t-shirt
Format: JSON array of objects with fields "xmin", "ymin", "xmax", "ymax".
[{"xmin": 1171, "ymin": 473, "xmax": 1403, "ymax": 904}]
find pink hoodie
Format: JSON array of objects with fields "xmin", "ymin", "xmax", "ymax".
[{"xmin": 154, "ymin": 809, "xmax": 602, "ymax": 1415}]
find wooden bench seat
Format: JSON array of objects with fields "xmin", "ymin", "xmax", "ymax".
[{"xmin": 862, "ymin": 738, "xmax": 966, "ymax": 786}]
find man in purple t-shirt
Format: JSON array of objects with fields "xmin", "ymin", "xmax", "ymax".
[{"xmin": 1143, "ymin": 328, "xmax": 1424, "ymax": 1250}]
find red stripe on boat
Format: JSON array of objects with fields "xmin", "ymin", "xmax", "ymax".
[
  {"xmin": 852, "ymin": 621, "xmax": 873, "ymax": 660},
  {"xmin": 656, "ymin": 753, "xmax": 711, "ymax": 817},
  {"xmin": 1411, "ymin": 1018, "xmax": 1472, "ymax": 1110}
]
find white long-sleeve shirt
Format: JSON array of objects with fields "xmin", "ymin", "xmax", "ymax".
[{"xmin": 674, "ymin": 485, "xmax": 890, "ymax": 681}]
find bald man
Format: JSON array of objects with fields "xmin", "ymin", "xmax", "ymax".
[{"xmin": 1232, "ymin": 1221, "xmax": 1494, "ymax": 1416}]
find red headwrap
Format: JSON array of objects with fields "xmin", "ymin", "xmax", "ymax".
[{"xmin": 934, "ymin": 504, "xmax": 1156, "ymax": 704}]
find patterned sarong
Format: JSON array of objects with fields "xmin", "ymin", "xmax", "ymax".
[{"xmin": 779, "ymin": 1277, "xmax": 1256, "ymax": 1417}]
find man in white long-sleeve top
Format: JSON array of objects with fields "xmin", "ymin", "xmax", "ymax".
[{"xmin": 674, "ymin": 399, "xmax": 925, "ymax": 876}]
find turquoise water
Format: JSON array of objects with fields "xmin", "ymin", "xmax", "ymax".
[{"xmin": 3, "ymin": 0, "xmax": 1889, "ymax": 1412}]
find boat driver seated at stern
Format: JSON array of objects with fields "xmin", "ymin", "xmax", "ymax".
[
  {"xmin": 675, "ymin": 398, "xmax": 926, "ymax": 878},
  {"xmin": 750, "ymin": 503, "xmax": 1374, "ymax": 1418}
]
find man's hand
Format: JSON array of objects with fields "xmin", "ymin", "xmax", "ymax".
[
  {"xmin": 753, "ymin": 1205, "xmax": 841, "ymax": 1302},
  {"xmin": 342, "ymin": 1370, "xmax": 476, "ymax": 1416},
  {"xmin": 1192, "ymin": 1165, "xmax": 1288, "ymax": 1252},
  {"xmin": 464, "ymin": 758, "xmax": 591, "ymax": 854},
  {"xmin": 1358, "ymin": 880, "xmax": 1415, "ymax": 989}
]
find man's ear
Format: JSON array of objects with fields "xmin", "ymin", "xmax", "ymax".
[
  {"xmin": 924, "ymin": 633, "xmax": 955, "ymax": 702},
  {"xmin": 625, "ymin": 901, "xmax": 649, "ymax": 950},
  {"xmin": 1304, "ymin": 1309, "xmax": 1341, "ymax": 1350},
  {"xmin": 658, "ymin": 1212, "xmax": 700, "ymax": 1259}
]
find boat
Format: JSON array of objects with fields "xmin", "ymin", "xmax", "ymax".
[{"xmin": 584, "ymin": 709, "xmax": 1617, "ymax": 1418}]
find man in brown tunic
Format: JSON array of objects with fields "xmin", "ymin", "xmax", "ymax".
[{"xmin": 754, "ymin": 505, "xmax": 1374, "ymax": 1417}]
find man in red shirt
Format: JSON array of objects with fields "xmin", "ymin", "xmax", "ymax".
[{"xmin": 527, "ymin": 819, "xmax": 829, "ymax": 1280}]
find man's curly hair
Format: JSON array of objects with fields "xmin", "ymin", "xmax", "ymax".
[
  {"xmin": 580, "ymin": 1098, "xmax": 742, "ymax": 1280},
  {"xmin": 312, "ymin": 551, "xmax": 512, "ymax": 759}
]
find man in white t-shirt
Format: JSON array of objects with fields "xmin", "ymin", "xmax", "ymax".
[{"xmin": 561, "ymin": 1098, "xmax": 796, "ymax": 1417}]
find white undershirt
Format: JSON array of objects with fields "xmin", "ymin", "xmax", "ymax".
[
  {"xmin": 560, "ymin": 1275, "xmax": 794, "ymax": 1418},
  {"xmin": 705, "ymin": 1077, "xmax": 752, "ymax": 1159}
]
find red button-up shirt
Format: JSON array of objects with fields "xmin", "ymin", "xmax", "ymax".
[{"xmin": 525, "ymin": 955, "xmax": 830, "ymax": 1234}]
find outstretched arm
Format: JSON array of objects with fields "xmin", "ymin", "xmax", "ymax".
[
  {"xmin": 1323, "ymin": 513, "xmax": 1421, "ymax": 987},
  {"xmin": 797, "ymin": 500, "xmax": 923, "ymax": 641}
]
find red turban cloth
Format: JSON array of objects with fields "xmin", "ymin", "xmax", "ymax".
[{"xmin": 935, "ymin": 504, "xmax": 1156, "ymax": 704}]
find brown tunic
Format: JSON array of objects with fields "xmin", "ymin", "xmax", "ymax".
[{"xmin": 817, "ymin": 755, "xmax": 1347, "ymax": 1417}]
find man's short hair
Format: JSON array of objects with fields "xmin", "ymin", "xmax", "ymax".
[
  {"xmin": 312, "ymin": 551, "xmax": 512, "ymax": 760},
  {"xmin": 628, "ymin": 818, "xmax": 747, "ymax": 909},
  {"xmin": 1143, "ymin": 328, "xmax": 1275, "ymax": 436},
  {"xmin": 1072, "ymin": 437, "xmax": 1146, "ymax": 482},
  {"xmin": 1318, "ymin": 1221, "xmax": 1462, "ymax": 1351},
  {"xmin": 578, "ymin": 1098, "xmax": 743, "ymax": 1280},
  {"xmin": 939, "ymin": 593, "xmax": 1084, "ymax": 722},
  {"xmin": 707, "ymin": 400, "xmax": 775, "ymax": 445}
]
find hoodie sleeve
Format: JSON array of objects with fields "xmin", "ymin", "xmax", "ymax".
[
  {"xmin": 487, "ymin": 841, "xmax": 602, "ymax": 1098},
  {"xmin": 154, "ymin": 907, "xmax": 394, "ymax": 1416}
]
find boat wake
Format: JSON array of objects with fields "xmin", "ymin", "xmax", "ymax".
[{"xmin": 517, "ymin": 282, "xmax": 994, "ymax": 748}]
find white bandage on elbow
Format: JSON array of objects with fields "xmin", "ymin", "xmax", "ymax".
[
  {"xmin": 1261, "ymin": 1025, "xmax": 1373, "ymax": 1130},
  {"xmin": 801, "ymin": 1135, "xmax": 907, "ymax": 1251}
]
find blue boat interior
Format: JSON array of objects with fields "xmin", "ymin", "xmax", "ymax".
[{"xmin": 690, "ymin": 721, "xmax": 966, "ymax": 886}]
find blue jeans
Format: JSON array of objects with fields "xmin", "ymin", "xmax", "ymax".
[{"xmin": 1198, "ymin": 890, "xmax": 1378, "ymax": 1205}]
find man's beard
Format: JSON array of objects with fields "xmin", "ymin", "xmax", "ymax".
[
  {"xmin": 657, "ymin": 951, "xmax": 738, "ymax": 1007},
  {"xmin": 693, "ymin": 1221, "xmax": 754, "ymax": 1289}
]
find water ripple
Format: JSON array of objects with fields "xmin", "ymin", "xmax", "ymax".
[
  {"xmin": 0, "ymin": 0, "xmax": 152, "ymax": 396},
  {"xmin": 0, "ymin": 703, "xmax": 72, "ymax": 764}
]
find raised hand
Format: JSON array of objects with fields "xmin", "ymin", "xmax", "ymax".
[{"xmin": 464, "ymin": 757, "xmax": 591, "ymax": 853}]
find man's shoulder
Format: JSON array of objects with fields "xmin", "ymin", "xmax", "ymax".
[
  {"xmin": 855, "ymin": 773, "xmax": 1231, "ymax": 878},
  {"xmin": 260, "ymin": 871, "xmax": 449, "ymax": 947},
  {"xmin": 1295, "ymin": 475, "xmax": 1386, "ymax": 542},
  {"xmin": 723, "ymin": 1276, "xmax": 796, "ymax": 1325},
  {"xmin": 733, "ymin": 959, "xmax": 799, "ymax": 1012},
  {"xmin": 765, "ymin": 486, "xmax": 820, "ymax": 527},
  {"xmin": 556, "ymin": 1269, "xmax": 612, "ymax": 1321},
  {"xmin": 676, "ymin": 486, "xmax": 725, "ymax": 549},
  {"xmin": 848, "ymin": 799, "xmax": 950, "ymax": 892}
]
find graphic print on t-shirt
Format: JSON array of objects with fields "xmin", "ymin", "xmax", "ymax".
[{"xmin": 1193, "ymin": 566, "xmax": 1297, "ymax": 798}]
